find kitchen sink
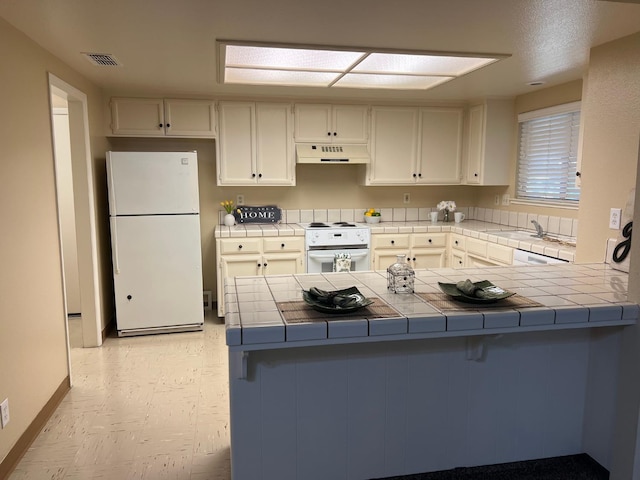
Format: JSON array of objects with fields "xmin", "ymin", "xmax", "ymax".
[{"xmin": 488, "ymin": 230, "xmax": 577, "ymax": 247}]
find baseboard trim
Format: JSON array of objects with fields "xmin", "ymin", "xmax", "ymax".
[{"xmin": 0, "ymin": 376, "xmax": 70, "ymax": 479}]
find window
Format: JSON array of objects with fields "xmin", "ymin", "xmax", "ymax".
[{"xmin": 516, "ymin": 102, "xmax": 581, "ymax": 203}]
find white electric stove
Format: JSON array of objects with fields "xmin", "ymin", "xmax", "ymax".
[{"xmin": 299, "ymin": 222, "xmax": 371, "ymax": 273}]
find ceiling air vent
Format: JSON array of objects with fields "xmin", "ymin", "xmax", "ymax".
[{"xmin": 82, "ymin": 53, "xmax": 122, "ymax": 67}]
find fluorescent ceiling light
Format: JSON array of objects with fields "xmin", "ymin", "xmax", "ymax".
[
  {"xmin": 335, "ymin": 73, "xmax": 453, "ymax": 90},
  {"xmin": 219, "ymin": 41, "xmax": 507, "ymax": 91},
  {"xmin": 352, "ymin": 53, "xmax": 498, "ymax": 76},
  {"xmin": 225, "ymin": 68, "xmax": 340, "ymax": 87}
]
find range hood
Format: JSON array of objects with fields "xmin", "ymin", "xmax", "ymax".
[{"xmin": 296, "ymin": 144, "xmax": 370, "ymax": 164}]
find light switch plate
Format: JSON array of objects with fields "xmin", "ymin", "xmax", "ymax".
[{"xmin": 609, "ymin": 208, "xmax": 622, "ymax": 229}]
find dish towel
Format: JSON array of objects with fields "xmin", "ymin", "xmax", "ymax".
[{"xmin": 333, "ymin": 253, "xmax": 352, "ymax": 272}]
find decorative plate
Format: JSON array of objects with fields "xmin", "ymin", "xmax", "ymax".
[
  {"xmin": 303, "ymin": 286, "xmax": 374, "ymax": 314},
  {"xmin": 437, "ymin": 280, "xmax": 515, "ymax": 304}
]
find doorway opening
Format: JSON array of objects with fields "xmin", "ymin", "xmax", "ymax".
[{"xmin": 48, "ymin": 74, "xmax": 102, "ymax": 358}]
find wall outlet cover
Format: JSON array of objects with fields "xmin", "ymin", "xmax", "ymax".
[
  {"xmin": 501, "ymin": 194, "xmax": 510, "ymax": 206},
  {"xmin": 609, "ymin": 208, "xmax": 622, "ymax": 229},
  {"xmin": 0, "ymin": 398, "xmax": 9, "ymax": 428},
  {"xmin": 236, "ymin": 194, "xmax": 245, "ymax": 206}
]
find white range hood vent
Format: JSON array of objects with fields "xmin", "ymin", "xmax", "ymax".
[{"xmin": 296, "ymin": 144, "xmax": 370, "ymax": 164}]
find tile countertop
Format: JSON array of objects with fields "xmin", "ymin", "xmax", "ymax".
[
  {"xmin": 225, "ymin": 263, "xmax": 637, "ymax": 349},
  {"xmin": 214, "ymin": 220, "xmax": 577, "ymax": 261}
]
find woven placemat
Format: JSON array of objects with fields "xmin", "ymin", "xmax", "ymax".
[
  {"xmin": 277, "ymin": 298, "xmax": 402, "ymax": 324},
  {"xmin": 417, "ymin": 292, "xmax": 544, "ymax": 312}
]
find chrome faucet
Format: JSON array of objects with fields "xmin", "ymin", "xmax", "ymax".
[{"xmin": 531, "ymin": 220, "xmax": 544, "ymax": 238}]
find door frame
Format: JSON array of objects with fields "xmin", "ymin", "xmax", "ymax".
[{"xmin": 48, "ymin": 73, "xmax": 102, "ymax": 355}]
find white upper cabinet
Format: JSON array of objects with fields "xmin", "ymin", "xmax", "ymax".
[
  {"xmin": 465, "ymin": 99, "xmax": 515, "ymax": 185},
  {"xmin": 367, "ymin": 106, "xmax": 463, "ymax": 185},
  {"xmin": 294, "ymin": 104, "xmax": 369, "ymax": 143},
  {"xmin": 418, "ymin": 107, "xmax": 463, "ymax": 184},
  {"xmin": 217, "ymin": 102, "xmax": 295, "ymax": 186},
  {"xmin": 110, "ymin": 97, "xmax": 216, "ymax": 137},
  {"xmin": 367, "ymin": 106, "xmax": 418, "ymax": 185}
]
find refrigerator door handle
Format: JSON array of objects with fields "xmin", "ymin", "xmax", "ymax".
[{"xmin": 110, "ymin": 217, "xmax": 120, "ymax": 274}]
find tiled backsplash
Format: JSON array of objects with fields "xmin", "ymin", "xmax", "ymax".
[{"xmin": 219, "ymin": 206, "xmax": 578, "ymax": 238}]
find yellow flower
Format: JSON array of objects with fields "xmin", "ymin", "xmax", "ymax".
[{"xmin": 221, "ymin": 200, "xmax": 234, "ymax": 214}]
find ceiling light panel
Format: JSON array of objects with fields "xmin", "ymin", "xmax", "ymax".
[
  {"xmin": 225, "ymin": 68, "xmax": 339, "ymax": 87},
  {"xmin": 225, "ymin": 45, "xmax": 365, "ymax": 71},
  {"xmin": 334, "ymin": 73, "xmax": 453, "ymax": 90},
  {"xmin": 352, "ymin": 53, "xmax": 498, "ymax": 76}
]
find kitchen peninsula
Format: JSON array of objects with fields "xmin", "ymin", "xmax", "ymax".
[{"xmin": 224, "ymin": 262, "xmax": 636, "ymax": 480}]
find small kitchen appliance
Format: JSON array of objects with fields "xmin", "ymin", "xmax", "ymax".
[{"xmin": 301, "ymin": 222, "xmax": 371, "ymax": 273}]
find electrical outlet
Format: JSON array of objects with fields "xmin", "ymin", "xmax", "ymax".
[
  {"xmin": 236, "ymin": 194, "xmax": 245, "ymax": 206},
  {"xmin": 0, "ymin": 398, "xmax": 9, "ymax": 428},
  {"xmin": 609, "ymin": 208, "xmax": 622, "ymax": 229},
  {"xmin": 494, "ymin": 195, "xmax": 500, "ymax": 206},
  {"xmin": 501, "ymin": 194, "xmax": 510, "ymax": 206},
  {"xmin": 403, "ymin": 193, "xmax": 410, "ymax": 204}
]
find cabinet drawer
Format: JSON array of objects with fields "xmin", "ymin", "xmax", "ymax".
[
  {"xmin": 219, "ymin": 238, "xmax": 262, "ymax": 254},
  {"xmin": 487, "ymin": 243, "xmax": 513, "ymax": 265},
  {"xmin": 411, "ymin": 233, "xmax": 447, "ymax": 248},
  {"xmin": 466, "ymin": 237, "xmax": 487, "ymax": 257},
  {"xmin": 263, "ymin": 237, "xmax": 304, "ymax": 253},
  {"xmin": 451, "ymin": 234, "xmax": 465, "ymax": 251},
  {"xmin": 372, "ymin": 234, "xmax": 410, "ymax": 249}
]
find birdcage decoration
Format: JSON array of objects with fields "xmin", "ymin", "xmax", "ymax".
[{"xmin": 387, "ymin": 254, "xmax": 415, "ymax": 294}]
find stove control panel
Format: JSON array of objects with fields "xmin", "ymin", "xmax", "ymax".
[{"xmin": 305, "ymin": 227, "xmax": 370, "ymax": 248}]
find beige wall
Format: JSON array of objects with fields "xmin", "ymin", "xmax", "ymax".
[
  {"xmin": 0, "ymin": 17, "xmax": 108, "ymax": 465},
  {"xmin": 576, "ymin": 32, "xmax": 640, "ymax": 263}
]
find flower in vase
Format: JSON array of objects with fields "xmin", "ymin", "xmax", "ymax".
[
  {"xmin": 220, "ymin": 200, "xmax": 234, "ymax": 214},
  {"xmin": 437, "ymin": 201, "xmax": 457, "ymax": 212}
]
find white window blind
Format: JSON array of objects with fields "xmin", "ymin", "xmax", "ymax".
[{"xmin": 516, "ymin": 102, "xmax": 581, "ymax": 203}]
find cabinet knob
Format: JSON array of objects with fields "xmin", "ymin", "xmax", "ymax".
[
  {"xmin": 418, "ymin": 173, "xmax": 422, "ymax": 178},
  {"xmin": 428, "ymin": 238, "xmax": 432, "ymax": 243},
  {"xmin": 413, "ymin": 173, "xmax": 417, "ymax": 178},
  {"xmin": 455, "ymin": 240, "xmax": 459, "ymax": 245},
  {"xmin": 258, "ymin": 173, "xmax": 262, "ymax": 178},
  {"xmin": 126, "ymin": 295, "xmax": 132, "ymax": 301},
  {"xmin": 327, "ymin": 132, "xmax": 331, "ymax": 136},
  {"xmin": 391, "ymin": 240, "xmax": 395, "ymax": 245},
  {"xmin": 238, "ymin": 245, "xmax": 243, "ymax": 249},
  {"xmin": 263, "ymin": 262, "xmax": 268, "ymax": 267},
  {"xmin": 459, "ymin": 260, "xmax": 463, "ymax": 265},
  {"xmin": 576, "ymin": 171, "xmax": 581, "ymax": 177},
  {"xmin": 158, "ymin": 123, "xmax": 163, "ymax": 128},
  {"xmin": 281, "ymin": 243, "xmax": 285, "ymax": 248},
  {"xmin": 333, "ymin": 132, "xmax": 337, "ymax": 136},
  {"xmin": 412, "ymin": 257, "xmax": 416, "ymax": 262},
  {"xmin": 474, "ymin": 173, "xmax": 479, "ymax": 177},
  {"xmin": 252, "ymin": 173, "xmax": 256, "ymax": 178},
  {"xmin": 166, "ymin": 123, "xmax": 171, "ymax": 128}
]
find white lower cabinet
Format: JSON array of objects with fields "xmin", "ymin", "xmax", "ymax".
[
  {"xmin": 372, "ymin": 233, "xmax": 446, "ymax": 270},
  {"xmin": 463, "ymin": 237, "xmax": 513, "ymax": 267},
  {"xmin": 216, "ymin": 237, "xmax": 304, "ymax": 316}
]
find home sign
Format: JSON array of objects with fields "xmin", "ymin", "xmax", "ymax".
[{"xmin": 233, "ymin": 205, "xmax": 281, "ymax": 224}]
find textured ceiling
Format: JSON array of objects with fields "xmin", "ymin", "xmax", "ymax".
[{"xmin": 1, "ymin": 0, "xmax": 640, "ymax": 102}]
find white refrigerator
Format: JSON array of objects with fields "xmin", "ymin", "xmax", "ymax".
[{"xmin": 107, "ymin": 151, "xmax": 204, "ymax": 336}]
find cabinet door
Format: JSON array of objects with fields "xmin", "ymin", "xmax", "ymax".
[
  {"xmin": 263, "ymin": 253, "xmax": 305, "ymax": 275},
  {"xmin": 221, "ymin": 255, "xmax": 262, "ymax": 279},
  {"xmin": 332, "ymin": 105, "xmax": 369, "ymax": 143},
  {"xmin": 255, "ymin": 103, "xmax": 295, "ymax": 185},
  {"xmin": 218, "ymin": 102, "xmax": 256, "ymax": 185},
  {"xmin": 294, "ymin": 104, "xmax": 332, "ymax": 142},
  {"xmin": 418, "ymin": 108, "xmax": 463, "ymax": 184},
  {"xmin": 373, "ymin": 250, "xmax": 409, "ymax": 271},
  {"xmin": 367, "ymin": 107, "xmax": 418, "ymax": 185},
  {"xmin": 165, "ymin": 99, "xmax": 216, "ymax": 137},
  {"xmin": 411, "ymin": 249, "xmax": 446, "ymax": 269},
  {"xmin": 110, "ymin": 97, "xmax": 165, "ymax": 136},
  {"xmin": 466, "ymin": 104, "xmax": 484, "ymax": 184},
  {"xmin": 451, "ymin": 250, "xmax": 465, "ymax": 269}
]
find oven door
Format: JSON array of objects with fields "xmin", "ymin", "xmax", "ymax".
[{"xmin": 306, "ymin": 248, "xmax": 371, "ymax": 273}]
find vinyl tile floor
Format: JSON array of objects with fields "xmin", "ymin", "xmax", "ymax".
[{"xmin": 9, "ymin": 311, "xmax": 231, "ymax": 480}]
